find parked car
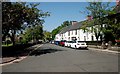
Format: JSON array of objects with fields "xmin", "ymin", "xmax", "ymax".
[
  {"xmin": 59, "ymin": 40, "xmax": 66, "ymax": 46},
  {"xmin": 54, "ymin": 41, "xmax": 60, "ymax": 45},
  {"xmin": 51, "ymin": 41, "xmax": 54, "ymax": 44},
  {"xmin": 65, "ymin": 41, "xmax": 68, "ymax": 47},
  {"xmin": 71, "ymin": 41, "xmax": 88, "ymax": 49},
  {"xmin": 66, "ymin": 41, "xmax": 73, "ymax": 47}
]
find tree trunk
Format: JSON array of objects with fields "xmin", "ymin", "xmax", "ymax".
[
  {"xmin": 12, "ymin": 35, "xmax": 15, "ymax": 46},
  {"xmin": 10, "ymin": 30, "xmax": 16, "ymax": 46},
  {"xmin": 95, "ymin": 32, "xmax": 99, "ymax": 46},
  {"xmin": 100, "ymin": 35, "xmax": 102, "ymax": 42}
]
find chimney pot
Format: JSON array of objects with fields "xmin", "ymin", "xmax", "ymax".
[{"xmin": 71, "ymin": 21, "xmax": 78, "ymax": 25}]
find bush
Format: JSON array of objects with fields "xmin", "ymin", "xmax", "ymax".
[
  {"xmin": 86, "ymin": 41, "xmax": 101, "ymax": 45},
  {"xmin": 20, "ymin": 39, "xmax": 28, "ymax": 44},
  {"xmin": 6, "ymin": 40, "xmax": 12, "ymax": 44}
]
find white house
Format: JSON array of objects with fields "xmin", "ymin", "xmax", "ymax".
[{"xmin": 55, "ymin": 20, "xmax": 102, "ymax": 42}]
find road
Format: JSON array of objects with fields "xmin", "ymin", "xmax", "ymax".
[{"xmin": 2, "ymin": 43, "xmax": 119, "ymax": 72}]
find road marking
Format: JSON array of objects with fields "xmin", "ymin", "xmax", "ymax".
[{"xmin": 0, "ymin": 44, "xmax": 43, "ymax": 66}]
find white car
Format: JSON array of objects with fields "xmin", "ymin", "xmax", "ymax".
[
  {"xmin": 65, "ymin": 41, "xmax": 73, "ymax": 47},
  {"xmin": 71, "ymin": 41, "xmax": 88, "ymax": 49},
  {"xmin": 65, "ymin": 41, "xmax": 68, "ymax": 47}
]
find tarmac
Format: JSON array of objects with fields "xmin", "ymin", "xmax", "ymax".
[{"xmin": 1, "ymin": 44, "xmax": 119, "ymax": 66}]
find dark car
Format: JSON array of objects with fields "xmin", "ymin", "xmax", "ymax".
[{"xmin": 54, "ymin": 41, "xmax": 60, "ymax": 45}]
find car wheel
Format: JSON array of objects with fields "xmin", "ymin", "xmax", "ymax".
[{"xmin": 75, "ymin": 45, "xmax": 77, "ymax": 49}]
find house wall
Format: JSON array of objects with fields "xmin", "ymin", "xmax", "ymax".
[
  {"xmin": 55, "ymin": 34, "xmax": 61, "ymax": 41},
  {"xmin": 55, "ymin": 25, "xmax": 102, "ymax": 42}
]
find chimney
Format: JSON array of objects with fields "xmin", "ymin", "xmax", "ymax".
[
  {"xmin": 71, "ymin": 21, "xmax": 78, "ymax": 25},
  {"xmin": 116, "ymin": 0, "xmax": 120, "ymax": 6},
  {"xmin": 87, "ymin": 15, "xmax": 93, "ymax": 21}
]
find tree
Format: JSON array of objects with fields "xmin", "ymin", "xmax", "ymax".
[
  {"xmin": 2, "ymin": 2, "xmax": 50, "ymax": 45},
  {"xmin": 43, "ymin": 31, "xmax": 51, "ymax": 41},
  {"xmin": 85, "ymin": 2, "xmax": 111, "ymax": 42},
  {"xmin": 22, "ymin": 25, "xmax": 43, "ymax": 43},
  {"xmin": 51, "ymin": 21, "xmax": 71, "ymax": 40},
  {"xmin": 103, "ymin": 12, "xmax": 120, "ymax": 42},
  {"xmin": 32, "ymin": 25, "xmax": 44, "ymax": 41}
]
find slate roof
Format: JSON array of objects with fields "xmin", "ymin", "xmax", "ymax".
[
  {"xmin": 58, "ymin": 21, "xmax": 83, "ymax": 34},
  {"xmin": 68, "ymin": 22, "xmax": 82, "ymax": 31},
  {"xmin": 59, "ymin": 26, "xmax": 70, "ymax": 34}
]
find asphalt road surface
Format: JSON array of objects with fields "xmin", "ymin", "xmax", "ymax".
[{"xmin": 2, "ymin": 43, "xmax": 119, "ymax": 72}]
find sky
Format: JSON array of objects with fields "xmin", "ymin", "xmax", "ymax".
[
  {"xmin": 38, "ymin": 2, "xmax": 116, "ymax": 32},
  {"xmin": 10, "ymin": 0, "xmax": 116, "ymax": 32},
  {"xmin": 40, "ymin": 2, "xmax": 89, "ymax": 32}
]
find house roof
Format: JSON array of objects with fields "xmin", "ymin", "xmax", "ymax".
[
  {"xmin": 58, "ymin": 21, "xmax": 83, "ymax": 34},
  {"xmin": 68, "ymin": 22, "xmax": 82, "ymax": 31},
  {"xmin": 59, "ymin": 26, "xmax": 70, "ymax": 34}
]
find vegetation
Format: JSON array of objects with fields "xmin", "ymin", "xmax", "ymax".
[
  {"xmin": 51, "ymin": 21, "xmax": 71, "ymax": 40},
  {"xmin": 2, "ymin": 43, "xmax": 13, "ymax": 47},
  {"xmin": 85, "ymin": 2, "xmax": 112, "ymax": 42},
  {"xmin": 2, "ymin": 2, "xmax": 50, "ymax": 45},
  {"xmin": 43, "ymin": 31, "xmax": 52, "ymax": 42},
  {"xmin": 20, "ymin": 25, "xmax": 44, "ymax": 44},
  {"xmin": 83, "ymin": 2, "xmax": 120, "ymax": 44},
  {"xmin": 103, "ymin": 13, "xmax": 120, "ymax": 42}
]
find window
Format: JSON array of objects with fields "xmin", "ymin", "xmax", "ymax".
[
  {"xmin": 72, "ymin": 31, "xmax": 73, "ymax": 35},
  {"xmin": 72, "ymin": 37, "xmax": 77, "ymax": 41},
  {"xmin": 75, "ymin": 30, "xmax": 77, "ymax": 35},
  {"xmin": 68, "ymin": 31, "xmax": 70, "ymax": 36},
  {"xmin": 84, "ymin": 36, "xmax": 86, "ymax": 41},
  {"xmin": 78, "ymin": 37, "xmax": 80, "ymax": 41},
  {"xmin": 68, "ymin": 37, "xmax": 70, "ymax": 41},
  {"xmin": 91, "ymin": 36, "xmax": 94, "ymax": 41}
]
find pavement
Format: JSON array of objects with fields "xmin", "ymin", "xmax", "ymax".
[
  {"xmin": 88, "ymin": 45, "xmax": 120, "ymax": 54},
  {"xmin": 1, "ymin": 44, "xmax": 43, "ymax": 66}
]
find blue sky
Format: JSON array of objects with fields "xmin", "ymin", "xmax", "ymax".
[
  {"xmin": 40, "ymin": 2, "xmax": 89, "ymax": 32},
  {"xmin": 37, "ymin": 2, "xmax": 116, "ymax": 32},
  {"xmin": 10, "ymin": 0, "xmax": 117, "ymax": 32}
]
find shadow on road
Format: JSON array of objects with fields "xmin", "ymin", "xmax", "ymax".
[
  {"xmin": 29, "ymin": 48, "xmax": 63, "ymax": 56},
  {"xmin": 75, "ymin": 48, "xmax": 88, "ymax": 50}
]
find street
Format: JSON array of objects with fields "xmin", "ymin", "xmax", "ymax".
[{"xmin": 2, "ymin": 43, "xmax": 118, "ymax": 72}]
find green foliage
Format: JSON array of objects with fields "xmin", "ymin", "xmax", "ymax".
[
  {"xmin": 81, "ymin": 20, "xmax": 94, "ymax": 32},
  {"xmin": 22, "ymin": 25, "xmax": 44, "ymax": 43},
  {"xmin": 85, "ymin": 2, "xmax": 111, "ymax": 42},
  {"xmin": 103, "ymin": 29, "xmax": 115, "ymax": 42},
  {"xmin": 86, "ymin": 2, "xmax": 110, "ymax": 19},
  {"xmin": 2, "ymin": 2, "xmax": 50, "ymax": 45},
  {"xmin": 104, "ymin": 13, "xmax": 120, "ymax": 40},
  {"xmin": 33, "ymin": 25, "xmax": 44, "ymax": 40},
  {"xmin": 51, "ymin": 21, "xmax": 71, "ymax": 40},
  {"xmin": 43, "ymin": 31, "xmax": 51, "ymax": 41}
]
